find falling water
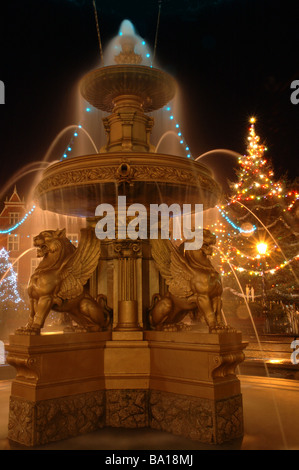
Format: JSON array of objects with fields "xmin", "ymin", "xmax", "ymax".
[
  {"xmin": 0, "ymin": 162, "xmax": 51, "ymax": 201},
  {"xmin": 42, "ymin": 125, "xmax": 98, "ymax": 163},
  {"xmin": 216, "ymin": 245, "xmax": 288, "ymax": 449},
  {"xmin": 103, "ymin": 19, "xmax": 153, "ymax": 67},
  {"xmin": 154, "ymin": 130, "xmax": 183, "ymax": 153},
  {"xmin": 195, "ymin": 149, "xmax": 243, "ymax": 161},
  {"xmin": 27, "ymin": 125, "xmax": 99, "ymax": 204}
]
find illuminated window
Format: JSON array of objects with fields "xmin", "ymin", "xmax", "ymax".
[
  {"xmin": 9, "ymin": 213, "xmax": 20, "ymax": 225},
  {"xmin": 8, "ymin": 234, "xmax": 19, "ymax": 251},
  {"xmin": 31, "ymin": 258, "xmax": 40, "ymax": 275}
]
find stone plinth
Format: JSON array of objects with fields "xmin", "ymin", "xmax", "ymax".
[
  {"xmin": 145, "ymin": 330, "xmax": 246, "ymax": 444},
  {"xmin": 6, "ymin": 331, "xmax": 110, "ymax": 446},
  {"xmin": 6, "ymin": 329, "xmax": 247, "ymax": 446}
]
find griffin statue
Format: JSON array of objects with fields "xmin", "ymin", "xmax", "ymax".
[
  {"xmin": 149, "ymin": 229, "xmax": 228, "ymax": 332},
  {"xmin": 17, "ymin": 228, "xmax": 111, "ymax": 335}
]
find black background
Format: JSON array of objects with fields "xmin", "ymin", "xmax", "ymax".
[{"xmin": 0, "ymin": 0, "xmax": 298, "ymax": 196}]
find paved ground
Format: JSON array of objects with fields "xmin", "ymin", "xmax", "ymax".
[{"xmin": 0, "ymin": 375, "xmax": 299, "ymax": 451}]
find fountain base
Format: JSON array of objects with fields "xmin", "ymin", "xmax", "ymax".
[{"xmin": 6, "ymin": 330, "xmax": 247, "ymax": 446}]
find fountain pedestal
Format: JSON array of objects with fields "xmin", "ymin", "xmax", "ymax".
[{"xmin": 6, "ymin": 330, "xmax": 246, "ymax": 446}]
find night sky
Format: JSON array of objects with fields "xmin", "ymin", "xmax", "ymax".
[{"xmin": 0, "ymin": 0, "xmax": 298, "ymax": 200}]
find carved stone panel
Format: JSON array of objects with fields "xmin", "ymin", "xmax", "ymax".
[
  {"xmin": 106, "ymin": 389, "xmax": 148, "ymax": 428},
  {"xmin": 8, "ymin": 391, "xmax": 105, "ymax": 447}
]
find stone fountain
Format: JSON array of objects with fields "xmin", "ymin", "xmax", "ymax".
[{"xmin": 6, "ymin": 26, "xmax": 247, "ymax": 447}]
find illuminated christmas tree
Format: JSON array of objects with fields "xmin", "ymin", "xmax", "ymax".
[
  {"xmin": 0, "ymin": 247, "xmax": 26, "ymax": 338},
  {"xmin": 211, "ymin": 118, "xmax": 299, "ymax": 327},
  {"xmin": 0, "ymin": 248, "xmax": 22, "ymax": 307}
]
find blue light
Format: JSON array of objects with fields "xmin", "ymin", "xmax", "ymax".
[
  {"xmin": 0, "ymin": 205, "xmax": 36, "ymax": 234},
  {"xmin": 74, "ymin": 132, "xmax": 78, "ymax": 137},
  {"xmin": 119, "ymin": 32, "xmax": 123, "ymax": 36},
  {"xmin": 176, "ymin": 124, "xmax": 179, "ymax": 128},
  {"xmin": 187, "ymin": 154, "xmax": 191, "ymax": 158},
  {"xmin": 63, "ymin": 154, "xmax": 67, "ymax": 158},
  {"xmin": 180, "ymin": 140, "xmax": 183, "ymax": 144},
  {"xmin": 170, "ymin": 115, "xmax": 174, "ymax": 120},
  {"xmin": 166, "ymin": 106, "xmax": 171, "ymax": 111},
  {"xmin": 142, "ymin": 41, "xmax": 146, "ymax": 45},
  {"xmin": 86, "ymin": 107, "xmax": 91, "ymax": 112},
  {"xmin": 68, "ymin": 147, "xmax": 72, "ymax": 151},
  {"xmin": 185, "ymin": 146, "xmax": 189, "ymax": 151},
  {"xmin": 178, "ymin": 132, "xmax": 182, "ymax": 136},
  {"xmin": 78, "ymin": 125, "xmax": 82, "ymax": 128},
  {"xmin": 218, "ymin": 207, "xmax": 256, "ymax": 234},
  {"xmin": 146, "ymin": 53, "xmax": 150, "ymax": 58}
]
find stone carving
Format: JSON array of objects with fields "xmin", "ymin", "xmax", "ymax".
[
  {"xmin": 215, "ymin": 395, "xmax": 243, "ymax": 443},
  {"xmin": 34, "ymin": 164, "xmax": 218, "ymax": 197},
  {"xmin": 115, "ymin": 162, "xmax": 136, "ymax": 184},
  {"xmin": 5, "ymin": 354, "xmax": 41, "ymax": 381},
  {"xmin": 8, "ymin": 392, "xmax": 105, "ymax": 446},
  {"xmin": 149, "ymin": 390, "xmax": 214, "ymax": 443},
  {"xmin": 149, "ymin": 229, "xmax": 228, "ymax": 332},
  {"xmin": 17, "ymin": 228, "xmax": 111, "ymax": 335},
  {"xmin": 114, "ymin": 240, "xmax": 141, "ymax": 258},
  {"xmin": 149, "ymin": 390, "xmax": 243, "ymax": 444},
  {"xmin": 106, "ymin": 390, "xmax": 148, "ymax": 428},
  {"xmin": 211, "ymin": 352, "xmax": 246, "ymax": 378},
  {"xmin": 8, "ymin": 396, "xmax": 35, "ymax": 446}
]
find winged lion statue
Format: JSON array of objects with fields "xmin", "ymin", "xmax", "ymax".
[
  {"xmin": 16, "ymin": 228, "xmax": 111, "ymax": 335},
  {"xmin": 149, "ymin": 229, "xmax": 228, "ymax": 332}
]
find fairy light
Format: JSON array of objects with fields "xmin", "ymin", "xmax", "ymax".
[
  {"xmin": 60, "ymin": 111, "xmax": 93, "ymax": 161},
  {"xmin": 0, "ymin": 247, "xmax": 22, "ymax": 303},
  {"xmin": 0, "ymin": 205, "xmax": 36, "ymax": 234},
  {"xmin": 217, "ymin": 206, "xmax": 256, "ymax": 234},
  {"xmin": 219, "ymin": 253, "xmax": 299, "ymax": 277},
  {"xmin": 164, "ymin": 105, "xmax": 193, "ymax": 159}
]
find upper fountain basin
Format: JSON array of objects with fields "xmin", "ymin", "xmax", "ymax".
[{"xmin": 80, "ymin": 65, "xmax": 177, "ymax": 113}]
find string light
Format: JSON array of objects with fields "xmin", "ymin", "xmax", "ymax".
[
  {"xmin": 219, "ymin": 254, "xmax": 299, "ymax": 277},
  {"xmin": 164, "ymin": 105, "xmax": 193, "ymax": 159},
  {"xmin": 0, "ymin": 206, "xmax": 36, "ymax": 234},
  {"xmin": 217, "ymin": 206, "xmax": 256, "ymax": 234},
  {"xmin": 0, "ymin": 247, "xmax": 22, "ymax": 303}
]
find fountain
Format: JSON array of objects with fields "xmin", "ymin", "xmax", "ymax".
[{"xmin": 5, "ymin": 21, "xmax": 247, "ymax": 447}]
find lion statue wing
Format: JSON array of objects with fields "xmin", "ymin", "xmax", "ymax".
[
  {"xmin": 58, "ymin": 228, "xmax": 101, "ymax": 300},
  {"xmin": 150, "ymin": 238, "xmax": 194, "ymax": 298}
]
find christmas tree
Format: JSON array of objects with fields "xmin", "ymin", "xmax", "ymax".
[
  {"xmin": 0, "ymin": 247, "xmax": 26, "ymax": 339},
  {"xmin": 0, "ymin": 248, "xmax": 22, "ymax": 307},
  {"xmin": 210, "ymin": 118, "xmax": 299, "ymax": 332}
]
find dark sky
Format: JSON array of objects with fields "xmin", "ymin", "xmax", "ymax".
[{"xmin": 0, "ymin": 0, "xmax": 298, "ymax": 199}]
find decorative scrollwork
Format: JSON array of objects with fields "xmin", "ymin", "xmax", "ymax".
[{"xmin": 211, "ymin": 351, "xmax": 245, "ymax": 378}]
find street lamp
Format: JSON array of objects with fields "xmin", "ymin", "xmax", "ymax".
[{"xmin": 256, "ymin": 242, "xmax": 268, "ymax": 256}]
